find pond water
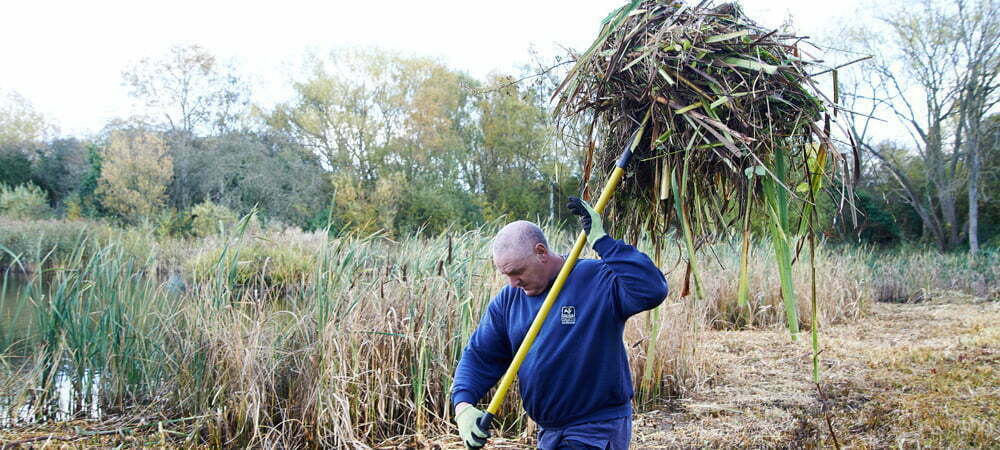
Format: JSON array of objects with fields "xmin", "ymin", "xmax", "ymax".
[
  {"xmin": 0, "ymin": 272, "xmax": 104, "ymax": 427},
  {"xmin": 1, "ymin": 272, "xmax": 33, "ymax": 338}
]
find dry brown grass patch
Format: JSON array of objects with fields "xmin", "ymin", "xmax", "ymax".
[{"xmin": 630, "ymin": 298, "xmax": 999, "ymax": 448}]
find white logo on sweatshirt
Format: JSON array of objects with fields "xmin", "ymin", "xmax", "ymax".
[{"xmin": 560, "ymin": 306, "xmax": 576, "ymax": 325}]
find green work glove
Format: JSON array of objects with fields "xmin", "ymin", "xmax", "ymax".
[
  {"xmin": 567, "ymin": 197, "xmax": 607, "ymax": 248},
  {"xmin": 456, "ymin": 405, "xmax": 489, "ymax": 449}
]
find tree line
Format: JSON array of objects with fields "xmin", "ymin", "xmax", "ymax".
[
  {"xmin": 0, "ymin": 0, "xmax": 997, "ymax": 251},
  {"xmin": 0, "ymin": 46, "xmax": 580, "ymax": 236}
]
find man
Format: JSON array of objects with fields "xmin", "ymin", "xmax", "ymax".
[{"xmin": 452, "ymin": 198, "xmax": 669, "ymax": 449}]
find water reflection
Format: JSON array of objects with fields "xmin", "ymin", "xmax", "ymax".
[
  {"xmin": 0, "ymin": 369, "xmax": 102, "ymax": 427},
  {"xmin": 1, "ymin": 272, "xmax": 35, "ymax": 343}
]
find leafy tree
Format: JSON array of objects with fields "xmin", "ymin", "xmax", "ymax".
[
  {"xmin": 394, "ymin": 180, "xmax": 482, "ymax": 235},
  {"xmin": 831, "ymin": 141, "xmax": 925, "ymax": 243},
  {"xmin": 76, "ymin": 143, "xmax": 105, "ymax": 217},
  {"xmin": 96, "ymin": 130, "xmax": 173, "ymax": 223},
  {"xmin": 392, "ymin": 61, "xmax": 479, "ymax": 183},
  {"xmin": 0, "ymin": 146, "xmax": 33, "ymax": 187},
  {"xmin": 330, "ymin": 171, "xmax": 405, "ymax": 234},
  {"xmin": 171, "ymin": 132, "xmax": 329, "ymax": 227},
  {"xmin": 474, "ymin": 74, "xmax": 564, "ymax": 222},
  {"xmin": 31, "ymin": 138, "xmax": 88, "ymax": 206},
  {"xmin": 978, "ymin": 113, "xmax": 1000, "ymax": 245},
  {"xmin": 122, "ymin": 45, "xmax": 251, "ymax": 211},
  {"xmin": 271, "ymin": 49, "xmax": 442, "ymax": 183},
  {"xmin": 0, "ymin": 90, "xmax": 52, "ymax": 189},
  {"xmin": 268, "ymin": 50, "xmax": 588, "ymax": 233},
  {"xmin": 190, "ymin": 200, "xmax": 240, "ymax": 237},
  {"xmin": 847, "ymin": 188, "xmax": 903, "ymax": 245},
  {"xmin": 269, "ymin": 49, "xmax": 486, "ymax": 232}
]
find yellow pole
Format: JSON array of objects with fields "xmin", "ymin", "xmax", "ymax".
[{"xmin": 476, "ymin": 119, "xmax": 647, "ymax": 433}]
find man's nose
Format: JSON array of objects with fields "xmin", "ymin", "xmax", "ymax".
[{"xmin": 508, "ymin": 277, "xmax": 521, "ymax": 287}]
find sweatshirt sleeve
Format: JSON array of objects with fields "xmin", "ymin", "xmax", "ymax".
[
  {"xmin": 593, "ymin": 235, "xmax": 669, "ymax": 319},
  {"xmin": 451, "ymin": 294, "xmax": 514, "ymax": 408}
]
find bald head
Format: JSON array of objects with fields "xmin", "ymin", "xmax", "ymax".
[
  {"xmin": 492, "ymin": 220, "xmax": 549, "ymax": 261},
  {"xmin": 492, "ymin": 221, "xmax": 562, "ymax": 296}
]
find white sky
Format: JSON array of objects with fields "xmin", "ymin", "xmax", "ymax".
[{"xmin": 1, "ymin": 0, "xmax": 861, "ymax": 137}]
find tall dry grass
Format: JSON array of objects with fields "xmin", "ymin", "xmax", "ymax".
[
  {"xmin": 689, "ymin": 240, "xmax": 871, "ymax": 330},
  {"xmin": 864, "ymin": 246, "xmax": 999, "ymax": 302}
]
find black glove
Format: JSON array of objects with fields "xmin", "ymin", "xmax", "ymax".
[{"xmin": 567, "ymin": 197, "xmax": 607, "ymax": 248}]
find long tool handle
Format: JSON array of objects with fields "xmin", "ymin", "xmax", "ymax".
[{"xmin": 477, "ymin": 124, "xmax": 645, "ymax": 434}]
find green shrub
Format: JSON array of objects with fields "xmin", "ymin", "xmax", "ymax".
[
  {"xmin": 987, "ymin": 234, "xmax": 1000, "ymax": 250},
  {"xmin": 153, "ymin": 208, "xmax": 200, "ymax": 238},
  {"xmin": 186, "ymin": 238, "xmax": 317, "ymax": 288},
  {"xmin": 0, "ymin": 182, "xmax": 51, "ymax": 220},
  {"xmin": 64, "ymin": 193, "xmax": 84, "ymax": 220},
  {"xmin": 190, "ymin": 201, "xmax": 241, "ymax": 237},
  {"xmin": 394, "ymin": 182, "xmax": 482, "ymax": 236}
]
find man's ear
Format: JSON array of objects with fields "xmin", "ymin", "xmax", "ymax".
[{"xmin": 534, "ymin": 243, "xmax": 547, "ymax": 258}]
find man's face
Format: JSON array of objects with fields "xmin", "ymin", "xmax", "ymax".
[{"xmin": 494, "ymin": 245, "xmax": 549, "ymax": 296}]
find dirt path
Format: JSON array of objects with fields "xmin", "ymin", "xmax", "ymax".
[{"xmin": 633, "ymin": 299, "xmax": 999, "ymax": 448}]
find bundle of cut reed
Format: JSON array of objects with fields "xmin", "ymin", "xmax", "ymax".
[{"xmin": 555, "ymin": 0, "xmax": 852, "ymax": 357}]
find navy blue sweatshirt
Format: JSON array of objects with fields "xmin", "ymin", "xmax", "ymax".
[{"xmin": 451, "ymin": 236, "xmax": 669, "ymax": 429}]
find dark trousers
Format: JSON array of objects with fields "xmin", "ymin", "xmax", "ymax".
[{"xmin": 537, "ymin": 415, "xmax": 631, "ymax": 450}]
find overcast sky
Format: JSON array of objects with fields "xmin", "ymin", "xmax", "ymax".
[{"xmin": 2, "ymin": 0, "xmax": 861, "ymax": 137}]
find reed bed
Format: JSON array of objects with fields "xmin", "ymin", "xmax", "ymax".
[
  {"xmin": 0, "ymin": 218, "xmax": 109, "ymax": 272},
  {"xmin": 2, "ymin": 220, "xmax": 979, "ymax": 446},
  {"xmin": 865, "ymin": 247, "xmax": 999, "ymax": 303},
  {"xmin": 691, "ymin": 240, "xmax": 870, "ymax": 329}
]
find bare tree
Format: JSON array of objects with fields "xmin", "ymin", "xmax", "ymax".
[
  {"xmin": 840, "ymin": 0, "xmax": 998, "ymax": 251},
  {"xmin": 122, "ymin": 44, "xmax": 248, "ymax": 137},
  {"xmin": 954, "ymin": 0, "xmax": 1000, "ymax": 253},
  {"xmin": 0, "ymin": 90, "xmax": 55, "ymax": 145}
]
